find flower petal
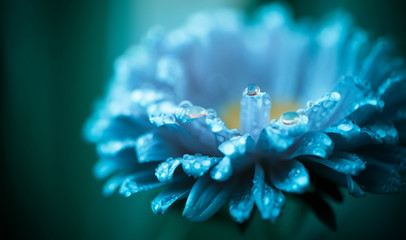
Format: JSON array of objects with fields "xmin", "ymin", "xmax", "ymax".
[
  {"xmin": 346, "ymin": 175, "xmax": 365, "ymax": 197},
  {"xmin": 325, "ymin": 119, "xmax": 361, "ymax": 149},
  {"xmin": 291, "ymin": 132, "xmax": 334, "ymax": 159},
  {"xmin": 102, "ymin": 175, "xmax": 126, "ymax": 196},
  {"xmin": 269, "ymin": 160, "xmax": 310, "ymax": 193},
  {"xmin": 210, "ymin": 156, "xmax": 233, "ymax": 181},
  {"xmin": 361, "ymin": 123, "xmax": 398, "ymax": 145},
  {"xmin": 119, "ymin": 169, "xmax": 166, "ymax": 197},
  {"xmin": 135, "ymin": 132, "xmax": 181, "ymax": 163},
  {"xmin": 229, "ymin": 182, "xmax": 255, "ymax": 223},
  {"xmin": 151, "ymin": 182, "xmax": 192, "ymax": 215},
  {"xmin": 85, "ymin": 115, "xmax": 148, "ymax": 142},
  {"xmin": 155, "ymin": 157, "xmax": 183, "ymax": 182},
  {"xmin": 218, "ymin": 134, "xmax": 255, "ymax": 157},
  {"xmin": 183, "ymin": 176, "xmax": 237, "ymax": 222},
  {"xmin": 252, "ymin": 165, "xmax": 286, "ymax": 222},
  {"xmin": 257, "ymin": 124, "xmax": 295, "ymax": 154},
  {"xmin": 305, "ymin": 151, "xmax": 366, "ymax": 175},
  {"xmin": 346, "ymin": 97, "xmax": 384, "ymax": 124},
  {"xmin": 378, "ymin": 74, "xmax": 406, "ymax": 107},
  {"xmin": 353, "ymin": 163, "xmax": 403, "ymax": 194},
  {"xmin": 182, "ymin": 154, "xmax": 221, "ymax": 178},
  {"xmin": 306, "ymin": 92, "xmax": 341, "ymax": 130},
  {"xmin": 97, "ymin": 139, "xmax": 137, "ymax": 156}
]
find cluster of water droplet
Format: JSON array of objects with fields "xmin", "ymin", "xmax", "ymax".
[
  {"xmin": 120, "ymin": 174, "xmax": 164, "ymax": 198},
  {"xmin": 175, "ymin": 100, "xmax": 245, "ymax": 145},
  {"xmin": 155, "ymin": 154, "xmax": 224, "ymax": 182},
  {"xmin": 306, "ymin": 152, "xmax": 366, "ymax": 176},
  {"xmin": 346, "ymin": 97, "xmax": 385, "ymax": 123},
  {"xmin": 129, "ymin": 87, "xmax": 180, "ymax": 127},
  {"xmin": 182, "ymin": 154, "xmax": 221, "ymax": 178},
  {"xmin": 303, "ymin": 92, "xmax": 341, "ymax": 129},
  {"xmin": 151, "ymin": 186, "xmax": 190, "ymax": 215},
  {"xmin": 325, "ymin": 119, "xmax": 361, "ymax": 145},
  {"xmin": 362, "ymin": 123, "xmax": 398, "ymax": 144},
  {"xmin": 229, "ymin": 190, "xmax": 255, "ymax": 223},
  {"xmin": 252, "ymin": 166, "xmax": 285, "ymax": 222}
]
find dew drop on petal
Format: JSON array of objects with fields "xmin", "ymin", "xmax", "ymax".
[
  {"xmin": 337, "ymin": 123, "xmax": 353, "ymax": 131},
  {"xmin": 330, "ymin": 92, "xmax": 341, "ymax": 101},
  {"xmin": 280, "ymin": 111, "xmax": 301, "ymax": 125},
  {"xmin": 185, "ymin": 106, "xmax": 208, "ymax": 119},
  {"xmin": 244, "ymin": 84, "xmax": 260, "ymax": 96}
]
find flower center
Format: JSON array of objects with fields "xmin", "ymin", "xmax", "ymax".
[{"xmin": 220, "ymin": 85, "xmax": 299, "ymax": 139}]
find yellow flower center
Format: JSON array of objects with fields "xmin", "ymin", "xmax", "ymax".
[{"xmin": 220, "ymin": 100, "xmax": 300, "ymax": 129}]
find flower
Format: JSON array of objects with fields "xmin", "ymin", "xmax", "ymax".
[{"xmin": 84, "ymin": 4, "xmax": 406, "ymax": 229}]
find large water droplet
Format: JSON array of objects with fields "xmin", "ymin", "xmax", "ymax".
[
  {"xmin": 280, "ymin": 111, "xmax": 301, "ymax": 125},
  {"xmin": 185, "ymin": 106, "xmax": 207, "ymax": 119},
  {"xmin": 244, "ymin": 84, "xmax": 260, "ymax": 96},
  {"xmin": 337, "ymin": 123, "xmax": 353, "ymax": 131}
]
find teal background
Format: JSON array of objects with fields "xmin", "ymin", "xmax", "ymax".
[{"xmin": 2, "ymin": 0, "xmax": 406, "ymax": 239}]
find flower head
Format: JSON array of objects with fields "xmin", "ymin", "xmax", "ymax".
[{"xmin": 85, "ymin": 4, "xmax": 406, "ymax": 229}]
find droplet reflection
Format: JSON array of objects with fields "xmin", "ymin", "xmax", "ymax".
[
  {"xmin": 244, "ymin": 84, "xmax": 260, "ymax": 96},
  {"xmin": 280, "ymin": 111, "xmax": 301, "ymax": 125}
]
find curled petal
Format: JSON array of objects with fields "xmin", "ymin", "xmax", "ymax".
[
  {"xmin": 291, "ymin": 132, "xmax": 334, "ymax": 159},
  {"xmin": 269, "ymin": 160, "xmax": 310, "ymax": 193}
]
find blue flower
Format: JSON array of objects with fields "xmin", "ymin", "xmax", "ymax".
[{"xmin": 84, "ymin": 4, "xmax": 406, "ymax": 229}]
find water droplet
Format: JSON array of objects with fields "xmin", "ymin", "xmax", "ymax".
[
  {"xmin": 323, "ymin": 137, "xmax": 332, "ymax": 146},
  {"xmin": 307, "ymin": 101, "xmax": 314, "ymax": 108},
  {"xmin": 193, "ymin": 162, "xmax": 201, "ymax": 169},
  {"xmin": 330, "ymin": 92, "xmax": 341, "ymax": 101},
  {"xmin": 185, "ymin": 106, "xmax": 207, "ymax": 119},
  {"xmin": 337, "ymin": 123, "xmax": 353, "ymax": 131},
  {"xmin": 280, "ymin": 111, "xmax": 301, "ymax": 125},
  {"xmin": 244, "ymin": 84, "xmax": 260, "ymax": 96}
]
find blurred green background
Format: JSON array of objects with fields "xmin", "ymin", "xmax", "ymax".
[{"xmin": 2, "ymin": 0, "xmax": 406, "ymax": 239}]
